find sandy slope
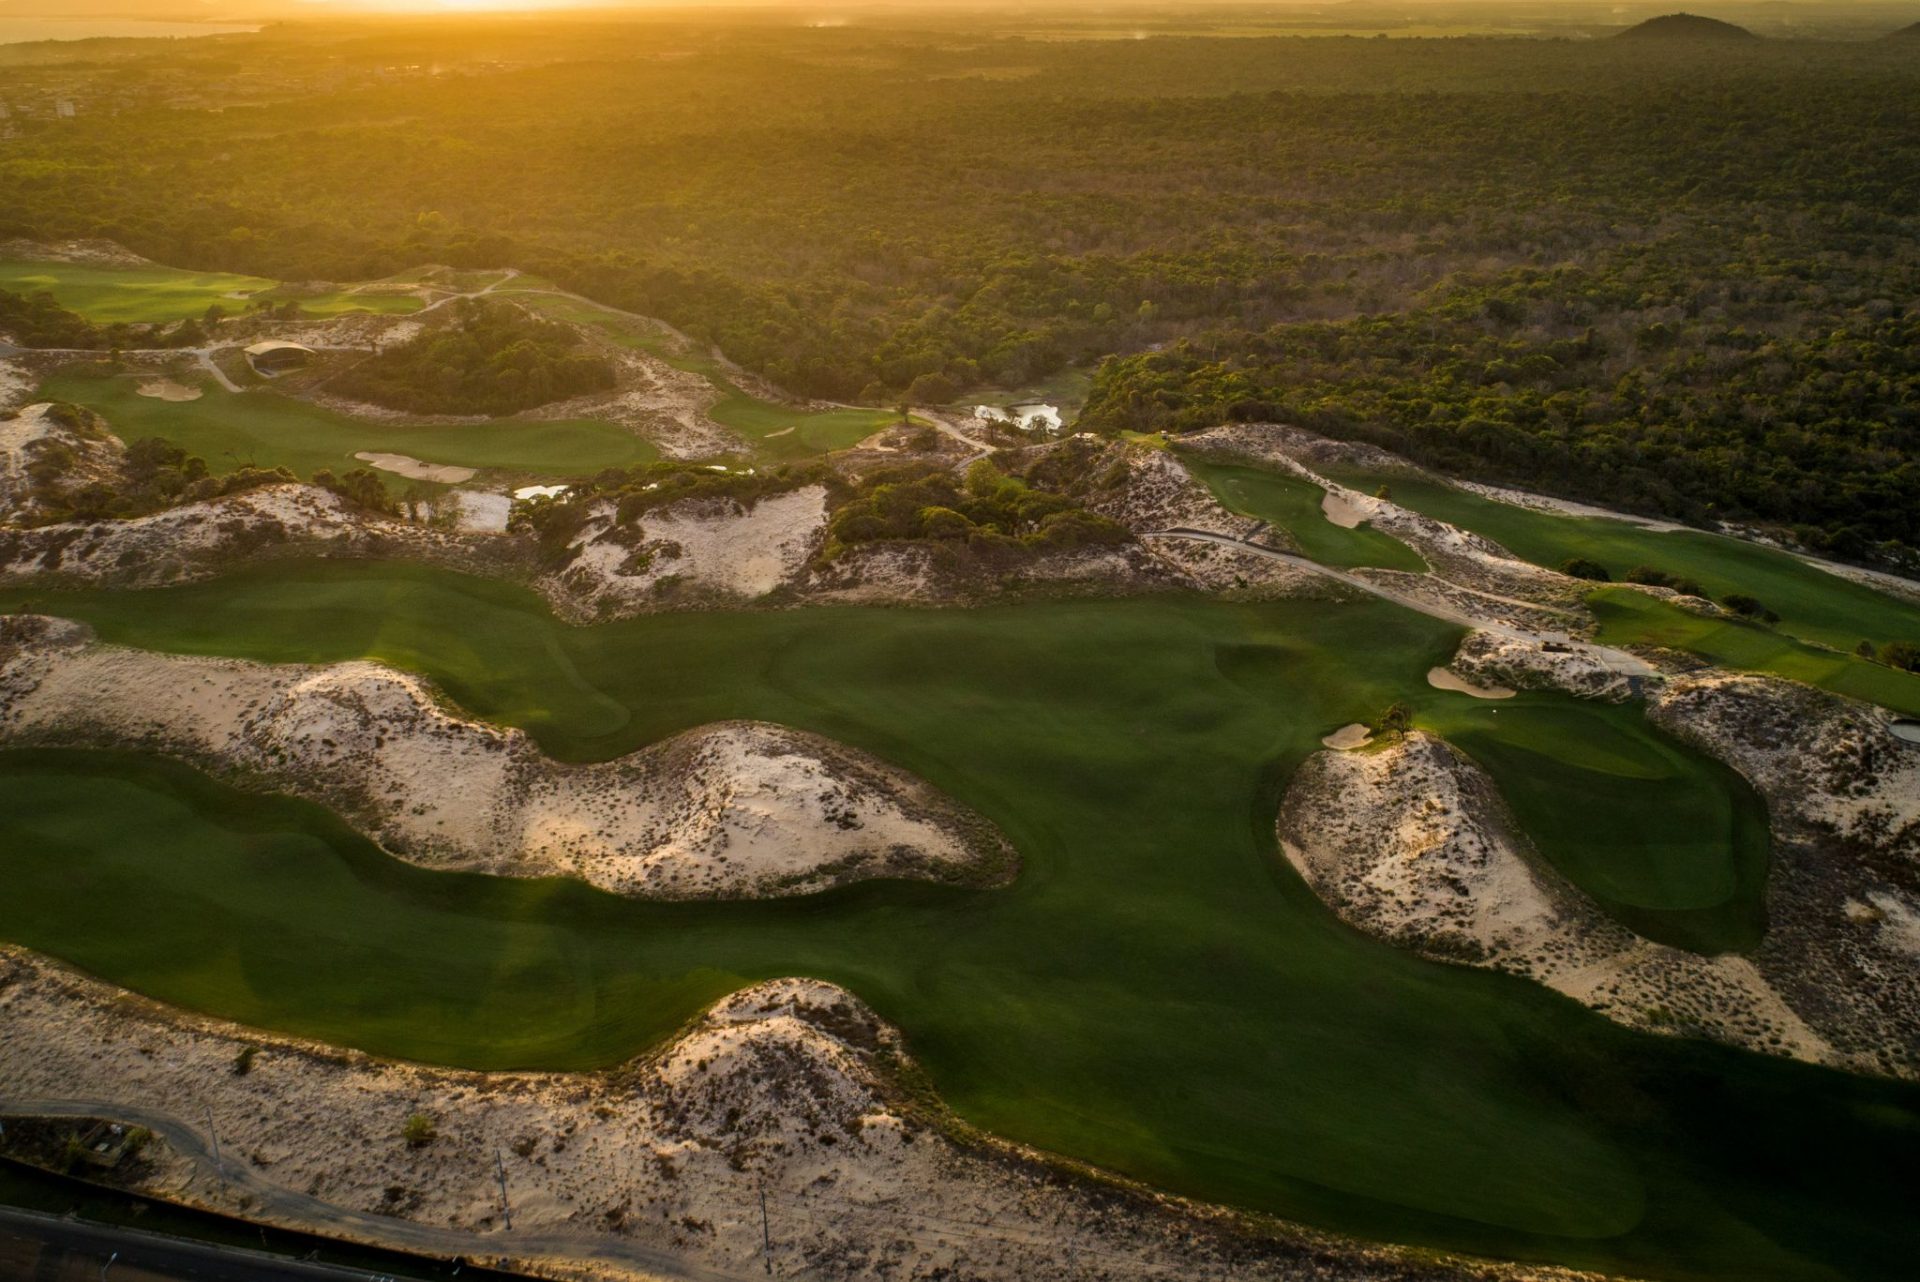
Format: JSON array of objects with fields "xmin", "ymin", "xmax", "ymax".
[
  {"xmin": 0, "ymin": 950, "xmax": 1628, "ymax": 1282},
  {"xmin": 1279, "ymin": 733, "xmax": 1829, "ymax": 1063},
  {"xmin": 1278, "ymin": 722, "xmax": 1920, "ymax": 1078},
  {"xmin": 0, "ymin": 617, "xmax": 1014, "ymax": 900},
  {"xmin": 552, "ymin": 487, "xmax": 829, "ymax": 614},
  {"xmin": 0, "ymin": 402, "xmax": 124, "ymax": 523}
]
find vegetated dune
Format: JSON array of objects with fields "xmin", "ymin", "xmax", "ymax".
[
  {"xmin": 1646, "ymin": 674, "xmax": 1920, "ymax": 1078},
  {"xmin": 0, "ymin": 402, "xmax": 124, "ymax": 524},
  {"xmin": 1616, "ymin": 13, "xmax": 1758, "ymax": 39},
  {"xmin": 0, "ymin": 616, "xmax": 1015, "ymax": 900},
  {"xmin": 0, "ymin": 480, "xmax": 493, "ymax": 588},
  {"xmin": 1080, "ymin": 443, "xmax": 1323, "ymax": 595},
  {"xmin": 0, "ymin": 949, "xmax": 1627, "ymax": 1282},
  {"xmin": 1278, "ymin": 699, "xmax": 1920, "ymax": 1079}
]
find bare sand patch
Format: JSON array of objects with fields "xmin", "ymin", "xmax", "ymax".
[
  {"xmin": 136, "ymin": 380, "xmax": 202, "ymax": 403},
  {"xmin": 553, "ymin": 486, "xmax": 829, "ymax": 611},
  {"xmin": 1322, "ymin": 723, "xmax": 1372, "ymax": 750},
  {"xmin": 448, "ymin": 489, "xmax": 512, "ymax": 533},
  {"xmin": 1427, "ymin": 666, "xmax": 1515, "ymax": 699},
  {"xmin": 764, "ymin": 425, "xmax": 796, "ymax": 438},
  {"xmin": 354, "ymin": 451, "xmax": 477, "ymax": 484}
]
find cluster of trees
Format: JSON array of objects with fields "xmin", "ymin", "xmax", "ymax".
[
  {"xmin": 334, "ymin": 299, "xmax": 615, "ymax": 416},
  {"xmin": 3, "ymin": 25, "xmax": 1917, "ymax": 552},
  {"xmin": 825, "ymin": 458, "xmax": 1130, "ymax": 562},
  {"xmin": 0, "ymin": 288, "xmax": 103, "ymax": 348},
  {"xmin": 0, "ymin": 289, "xmax": 234, "ymax": 350},
  {"xmin": 23, "ymin": 425, "xmax": 293, "ymax": 523},
  {"xmin": 1082, "ymin": 258, "xmax": 1920, "ymax": 558}
]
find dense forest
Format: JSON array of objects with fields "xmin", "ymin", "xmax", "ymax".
[
  {"xmin": 332, "ymin": 299, "xmax": 615, "ymax": 415},
  {"xmin": 1, "ymin": 21, "xmax": 1915, "ymax": 552}
]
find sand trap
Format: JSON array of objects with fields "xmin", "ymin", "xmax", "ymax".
[
  {"xmin": 136, "ymin": 380, "xmax": 201, "ymax": 402},
  {"xmin": 1427, "ymin": 666, "xmax": 1515, "ymax": 699},
  {"xmin": 512, "ymin": 483, "xmax": 569, "ymax": 501},
  {"xmin": 764, "ymin": 426, "xmax": 797, "ymax": 438},
  {"xmin": 1322, "ymin": 723, "xmax": 1372, "ymax": 750},
  {"xmin": 1320, "ymin": 489, "xmax": 1366, "ymax": 529},
  {"xmin": 353, "ymin": 452, "xmax": 476, "ymax": 484},
  {"xmin": 1891, "ymin": 719, "xmax": 1920, "ymax": 745}
]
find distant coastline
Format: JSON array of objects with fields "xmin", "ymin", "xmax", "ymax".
[{"xmin": 0, "ymin": 18, "xmax": 260, "ymax": 46}]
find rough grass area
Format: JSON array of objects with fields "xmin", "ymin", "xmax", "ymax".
[
  {"xmin": 1322, "ymin": 465, "xmax": 1920, "ymax": 654},
  {"xmin": 503, "ymin": 288, "xmax": 899, "ymax": 458},
  {"xmin": 5, "ymin": 566, "xmax": 1909, "ymax": 1282},
  {"xmin": 40, "ymin": 370, "xmax": 659, "ymax": 483},
  {"xmin": 1183, "ymin": 456, "xmax": 1426, "ymax": 571},
  {"xmin": 0, "ymin": 261, "xmax": 419, "ymax": 324},
  {"xmin": 1589, "ymin": 587, "xmax": 1920, "ymax": 717}
]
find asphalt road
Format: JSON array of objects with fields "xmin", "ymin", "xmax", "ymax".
[{"xmin": 0, "ymin": 1203, "xmax": 457, "ymax": 1281}]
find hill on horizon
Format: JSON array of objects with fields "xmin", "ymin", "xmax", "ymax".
[
  {"xmin": 1886, "ymin": 20, "xmax": 1920, "ymax": 39},
  {"xmin": 1617, "ymin": 12, "xmax": 1760, "ymax": 40}
]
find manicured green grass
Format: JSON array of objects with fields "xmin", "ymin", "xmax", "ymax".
[
  {"xmin": 0, "ymin": 260, "xmax": 276, "ymax": 325},
  {"xmin": 0, "ymin": 261, "xmax": 421, "ymax": 323},
  {"xmin": 5, "ymin": 566, "xmax": 1908, "ymax": 1282},
  {"xmin": 42, "ymin": 369, "xmax": 658, "ymax": 483},
  {"xmin": 1429, "ymin": 701, "xmax": 1769, "ymax": 951},
  {"xmin": 704, "ymin": 383, "xmax": 898, "ymax": 459},
  {"xmin": 1183, "ymin": 456, "xmax": 1427, "ymax": 572},
  {"xmin": 1589, "ymin": 588, "xmax": 1920, "ymax": 717},
  {"xmin": 1318, "ymin": 466, "xmax": 1920, "ymax": 657}
]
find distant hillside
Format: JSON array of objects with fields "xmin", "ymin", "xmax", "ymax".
[
  {"xmin": 1887, "ymin": 20, "xmax": 1920, "ymax": 39},
  {"xmin": 1617, "ymin": 13, "xmax": 1759, "ymax": 40}
]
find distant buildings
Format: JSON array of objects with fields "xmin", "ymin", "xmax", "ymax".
[{"xmin": 244, "ymin": 340, "xmax": 315, "ymax": 377}]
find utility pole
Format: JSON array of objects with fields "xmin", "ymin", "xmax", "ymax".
[
  {"xmin": 495, "ymin": 1148, "xmax": 512, "ymax": 1231},
  {"xmin": 759, "ymin": 1182, "xmax": 772, "ymax": 1275}
]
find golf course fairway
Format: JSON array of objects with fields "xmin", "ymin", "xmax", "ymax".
[{"xmin": 3, "ymin": 566, "xmax": 1915, "ymax": 1282}]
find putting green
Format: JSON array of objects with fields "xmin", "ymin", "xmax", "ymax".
[
  {"xmin": 0, "ymin": 260, "xmax": 418, "ymax": 324},
  {"xmin": 41, "ymin": 369, "xmax": 658, "ymax": 484},
  {"xmin": 1183, "ymin": 456, "xmax": 1426, "ymax": 572},
  {"xmin": 3, "ymin": 566, "xmax": 1905, "ymax": 1282}
]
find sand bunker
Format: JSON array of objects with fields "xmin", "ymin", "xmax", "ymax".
[
  {"xmin": 135, "ymin": 380, "xmax": 202, "ymax": 403},
  {"xmin": 354, "ymin": 452, "xmax": 477, "ymax": 484},
  {"xmin": 1319, "ymin": 489, "xmax": 1367, "ymax": 529},
  {"xmin": 1321, "ymin": 723, "xmax": 1372, "ymax": 750},
  {"xmin": 1427, "ymin": 666, "xmax": 1515, "ymax": 699},
  {"xmin": 513, "ymin": 484, "xmax": 569, "ymax": 501},
  {"xmin": 764, "ymin": 425, "xmax": 797, "ymax": 438},
  {"xmin": 1891, "ymin": 719, "xmax": 1920, "ymax": 745}
]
